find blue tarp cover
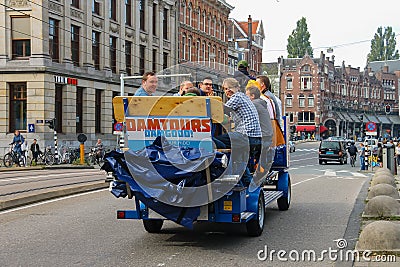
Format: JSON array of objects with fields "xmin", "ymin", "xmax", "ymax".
[{"xmin": 103, "ymin": 137, "xmax": 226, "ymax": 228}]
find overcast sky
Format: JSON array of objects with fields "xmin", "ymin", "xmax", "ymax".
[{"xmin": 227, "ymin": 0, "xmax": 400, "ymax": 69}]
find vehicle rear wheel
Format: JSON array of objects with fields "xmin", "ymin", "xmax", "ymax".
[
  {"xmin": 45, "ymin": 154, "xmax": 55, "ymax": 166},
  {"xmin": 277, "ymin": 179, "xmax": 291, "ymax": 211},
  {"xmin": 3, "ymin": 153, "xmax": 13, "ymax": 168},
  {"xmin": 319, "ymin": 160, "xmax": 323, "ymax": 165},
  {"xmin": 246, "ymin": 191, "xmax": 265, "ymax": 237},
  {"xmin": 143, "ymin": 219, "xmax": 163, "ymax": 233},
  {"xmin": 339, "ymin": 158, "xmax": 344, "ymax": 165}
]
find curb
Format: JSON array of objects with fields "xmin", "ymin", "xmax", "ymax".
[
  {"xmin": 0, "ymin": 165, "xmax": 95, "ymax": 172},
  {"xmin": 0, "ymin": 182, "xmax": 108, "ymax": 211}
]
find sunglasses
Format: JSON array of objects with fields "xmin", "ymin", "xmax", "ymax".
[{"xmin": 203, "ymin": 83, "xmax": 213, "ymax": 86}]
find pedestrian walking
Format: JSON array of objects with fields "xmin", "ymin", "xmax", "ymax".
[{"xmin": 359, "ymin": 143, "xmax": 365, "ymax": 171}]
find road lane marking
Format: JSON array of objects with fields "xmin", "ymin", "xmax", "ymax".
[
  {"xmin": 324, "ymin": 171, "xmax": 336, "ymax": 176},
  {"xmin": 351, "ymin": 172, "xmax": 367, "ymax": 177},
  {"xmin": 292, "ymin": 175, "xmax": 324, "ymax": 187},
  {"xmin": 0, "ymin": 189, "xmax": 108, "ymax": 215},
  {"xmin": 0, "ymin": 170, "xmax": 105, "ymax": 183}
]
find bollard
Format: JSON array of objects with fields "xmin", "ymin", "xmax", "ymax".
[
  {"xmin": 80, "ymin": 143, "xmax": 84, "ymax": 165},
  {"xmin": 54, "ymin": 129, "xmax": 58, "ymax": 164},
  {"xmin": 364, "ymin": 147, "xmax": 369, "ymax": 171}
]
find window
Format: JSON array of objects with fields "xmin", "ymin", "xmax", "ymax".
[
  {"xmin": 202, "ymin": 11, "xmax": 206, "ymax": 32},
  {"xmin": 109, "ymin": 0, "xmax": 117, "ymax": 21},
  {"xmin": 286, "ymin": 94, "xmax": 293, "ymax": 107},
  {"xmin": 71, "ymin": 0, "xmax": 79, "ymax": 9},
  {"xmin": 197, "ymin": 9, "xmax": 201, "ymax": 30},
  {"xmin": 188, "ymin": 4, "xmax": 192, "ymax": 26},
  {"xmin": 301, "ymin": 76, "xmax": 312, "ymax": 90},
  {"xmin": 182, "ymin": 2, "xmax": 186, "ymax": 23},
  {"xmin": 202, "ymin": 42, "xmax": 206, "ymax": 63},
  {"xmin": 139, "ymin": 45, "xmax": 145, "ymax": 75},
  {"xmin": 213, "ymin": 17, "xmax": 216, "ymax": 36},
  {"xmin": 125, "ymin": 41, "xmax": 132, "ymax": 75},
  {"xmin": 196, "ymin": 40, "xmax": 200, "ymax": 62},
  {"xmin": 9, "ymin": 83, "xmax": 27, "ymax": 132},
  {"xmin": 182, "ymin": 35, "xmax": 186, "ymax": 60},
  {"xmin": 109, "ymin": 36, "xmax": 117, "ymax": 73},
  {"xmin": 289, "ymin": 113, "xmax": 294, "ymax": 123},
  {"xmin": 301, "ymin": 65, "xmax": 310, "ymax": 72},
  {"xmin": 125, "ymin": 0, "xmax": 132, "ymax": 26},
  {"xmin": 308, "ymin": 94, "xmax": 314, "ymax": 107},
  {"xmin": 299, "ymin": 94, "xmax": 305, "ymax": 107},
  {"xmin": 139, "ymin": 0, "xmax": 145, "ymax": 31},
  {"xmin": 188, "ymin": 37, "xmax": 192, "ymax": 61},
  {"xmin": 298, "ymin": 111, "xmax": 315, "ymax": 123},
  {"xmin": 49, "ymin": 18, "xmax": 59, "ymax": 62},
  {"xmin": 92, "ymin": 31, "xmax": 100, "ymax": 70},
  {"xmin": 95, "ymin": 90, "xmax": 102, "ymax": 133},
  {"xmin": 320, "ymin": 77, "xmax": 325, "ymax": 90},
  {"xmin": 152, "ymin": 3, "xmax": 157, "ymax": 36},
  {"xmin": 92, "ymin": 0, "xmax": 100, "ymax": 15},
  {"xmin": 12, "ymin": 17, "xmax": 31, "ymax": 59},
  {"xmin": 55, "ymin": 84, "xmax": 63, "ymax": 133},
  {"xmin": 76, "ymin": 87, "xmax": 83, "ymax": 133},
  {"xmin": 286, "ymin": 77, "xmax": 293, "ymax": 90},
  {"xmin": 163, "ymin": 8, "xmax": 168, "ymax": 40},
  {"xmin": 163, "ymin": 52, "xmax": 168, "ymax": 69},
  {"xmin": 152, "ymin": 49, "xmax": 157, "ymax": 72},
  {"xmin": 71, "ymin": 25, "xmax": 80, "ymax": 66}
]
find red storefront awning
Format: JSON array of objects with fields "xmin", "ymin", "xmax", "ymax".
[
  {"xmin": 296, "ymin": 125, "xmax": 316, "ymax": 132},
  {"xmin": 320, "ymin": 125, "xmax": 329, "ymax": 133}
]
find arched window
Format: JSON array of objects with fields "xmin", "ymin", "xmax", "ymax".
[
  {"xmin": 202, "ymin": 11, "xmax": 206, "ymax": 32},
  {"xmin": 196, "ymin": 39, "xmax": 201, "ymax": 62},
  {"xmin": 308, "ymin": 94, "xmax": 314, "ymax": 107},
  {"xmin": 188, "ymin": 36, "xmax": 192, "ymax": 61},
  {"xmin": 197, "ymin": 8, "xmax": 201, "ymax": 30},
  {"xmin": 299, "ymin": 93, "xmax": 305, "ymax": 107},
  {"xmin": 188, "ymin": 3, "xmax": 192, "ymax": 26},
  {"xmin": 286, "ymin": 93, "xmax": 293, "ymax": 107},
  {"xmin": 182, "ymin": 34, "xmax": 186, "ymax": 60},
  {"xmin": 182, "ymin": 1, "xmax": 186, "ymax": 23}
]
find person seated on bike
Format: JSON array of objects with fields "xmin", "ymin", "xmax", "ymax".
[
  {"xmin": 347, "ymin": 142, "xmax": 358, "ymax": 167},
  {"xmin": 11, "ymin": 130, "xmax": 24, "ymax": 156},
  {"xmin": 30, "ymin": 139, "xmax": 42, "ymax": 163},
  {"xmin": 95, "ymin": 139, "xmax": 104, "ymax": 160}
]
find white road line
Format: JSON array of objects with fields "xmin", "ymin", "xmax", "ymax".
[
  {"xmin": 0, "ymin": 189, "xmax": 108, "ymax": 215},
  {"xmin": 0, "ymin": 170, "xmax": 105, "ymax": 183},
  {"xmin": 324, "ymin": 171, "xmax": 336, "ymax": 176},
  {"xmin": 350, "ymin": 172, "xmax": 367, "ymax": 177},
  {"xmin": 292, "ymin": 175, "xmax": 324, "ymax": 186}
]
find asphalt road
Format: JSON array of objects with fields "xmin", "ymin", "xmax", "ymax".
[{"xmin": 0, "ymin": 142, "xmax": 373, "ymax": 267}]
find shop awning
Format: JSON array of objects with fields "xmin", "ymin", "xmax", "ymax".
[
  {"xmin": 335, "ymin": 112, "xmax": 346, "ymax": 121},
  {"xmin": 341, "ymin": 112, "xmax": 354, "ymax": 122},
  {"xmin": 296, "ymin": 125, "xmax": 316, "ymax": 132},
  {"xmin": 388, "ymin": 115, "xmax": 400, "ymax": 124},
  {"xmin": 349, "ymin": 113, "xmax": 360, "ymax": 122},
  {"xmin": 377, "ymin": 116, "xmax": 391, "ymax": 124},
  {"xmin": 364, "ymin": 114, "xmax": 380, "ymax": 124},
  {"xmin": 320, "ymin": 125, "xmax": 329, "ymax": 133}
]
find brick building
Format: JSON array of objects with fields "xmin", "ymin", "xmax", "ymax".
[
  {"xmin": 279, "ymin": 53, "xmax": 400, "ymax": 140},
  {"xmin": 177, "ymin": 0, "xmax": 233, "ymax": 88}
]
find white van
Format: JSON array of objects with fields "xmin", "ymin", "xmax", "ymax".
[{"xmin": 364, "ymin": 138, "xmax": 378, "ymax": 154}]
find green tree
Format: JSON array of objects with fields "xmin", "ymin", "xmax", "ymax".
[
  {"xmin": 287, "ymin": 17, "xmax": 313, "ymax": 58},
  {"xmin": 367, "ymin": 26, "xmax": 399, "ymax": 62}
]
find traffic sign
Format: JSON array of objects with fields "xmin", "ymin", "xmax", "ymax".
[
  {"xmin": 365, "ymin": 121, "xmax": 377, "ymax": 132},
  {"xmin": 114, "ymin": 122, "xmax": 123, "ymax": 131},
  {"xmin": 28, "ymin": 124, "xmax": 35, "ymax": 133}
]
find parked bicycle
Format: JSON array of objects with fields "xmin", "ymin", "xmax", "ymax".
[
  {"xmin": 3, "ymin": 144, "xmax": 26, "ymax": 167},
  {"xmin": 34, "ymin": 146, "xmax": 55, "ymax": 166},
  {"xmin": 87, "ymin": 147, "xmax": 104, "ymax": 166}
]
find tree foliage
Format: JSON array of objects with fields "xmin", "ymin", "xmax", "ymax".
[
  {"xmin": 367, "ymin": 26, "xmax": 399, "ymax": 62},
  {"xmin": 287, "ymin": 17, "xmax": 313, "ymax": 58}
]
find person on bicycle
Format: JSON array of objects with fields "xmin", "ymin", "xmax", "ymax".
[
  {"xmin": 347, "ymin": 141, "xmax": 358, "ymax": 167},
  {"xmin": 30, "ymin": 139, "xmax": 42, "ymax": 163},
  {"xmin": 95, "ymin": 139, "xmax": 104, "ymax": 161},
  {"xmin": 11, "ymin": 130, "xmax": 25, "ymax": 156}
]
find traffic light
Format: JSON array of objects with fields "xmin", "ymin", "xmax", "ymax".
[
  {"xmin": 45, "ymin": 118, "xmax": 56, "ymax": 130},
  {"xmin": 385, "ymin": 105, "xmax": 391, "ymax": 114}
]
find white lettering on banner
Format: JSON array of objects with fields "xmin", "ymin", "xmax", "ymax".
[{"xmin": 126, "ymin": 116, "xmax": 213, "ymax": 151}]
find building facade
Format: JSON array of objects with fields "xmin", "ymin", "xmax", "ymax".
[
  {"xmin": 0, "ymin": 0, "xmax": 177, "ymax": 152},
  {"xmin": 227, "ymin": 16, "xmax": 264, "ymax": 76},
  {"xmin": 279, "ymin": 53, "xmax": 400, "ymax": 140}
]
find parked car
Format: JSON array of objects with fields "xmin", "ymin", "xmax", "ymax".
[
  {"xmin": 289, "ymin": 141, "xmax": 295, "ymax": 153},
  {"xmin": 318, "ymin": 140, "xmax": 348, "ymax": 165}
]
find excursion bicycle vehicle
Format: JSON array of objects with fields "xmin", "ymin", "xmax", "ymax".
[
  {"xmin": 87, "ymin": 147, "xmax": 104, "ymax": 166},
  {"xmin": 3, "ymin": 144, "xmax": 27, "ymax": 167},
  {"xmin": 104, "ymin": 96, "xmax": 291, "ymax": 237}
]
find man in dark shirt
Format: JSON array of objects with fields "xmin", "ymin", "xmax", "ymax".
[{"xmin": 30, "ymin": 139, "xmax": 42, "ymax": 162}]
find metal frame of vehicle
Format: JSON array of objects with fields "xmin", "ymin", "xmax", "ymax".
[{"xmin": 318, "ymin": 140, "xmax": 348, "ymax": 165}]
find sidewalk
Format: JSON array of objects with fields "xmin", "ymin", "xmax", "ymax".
[{"xmin": 0, "ymin": 163, "xmax": 109, "ymax": 211}]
